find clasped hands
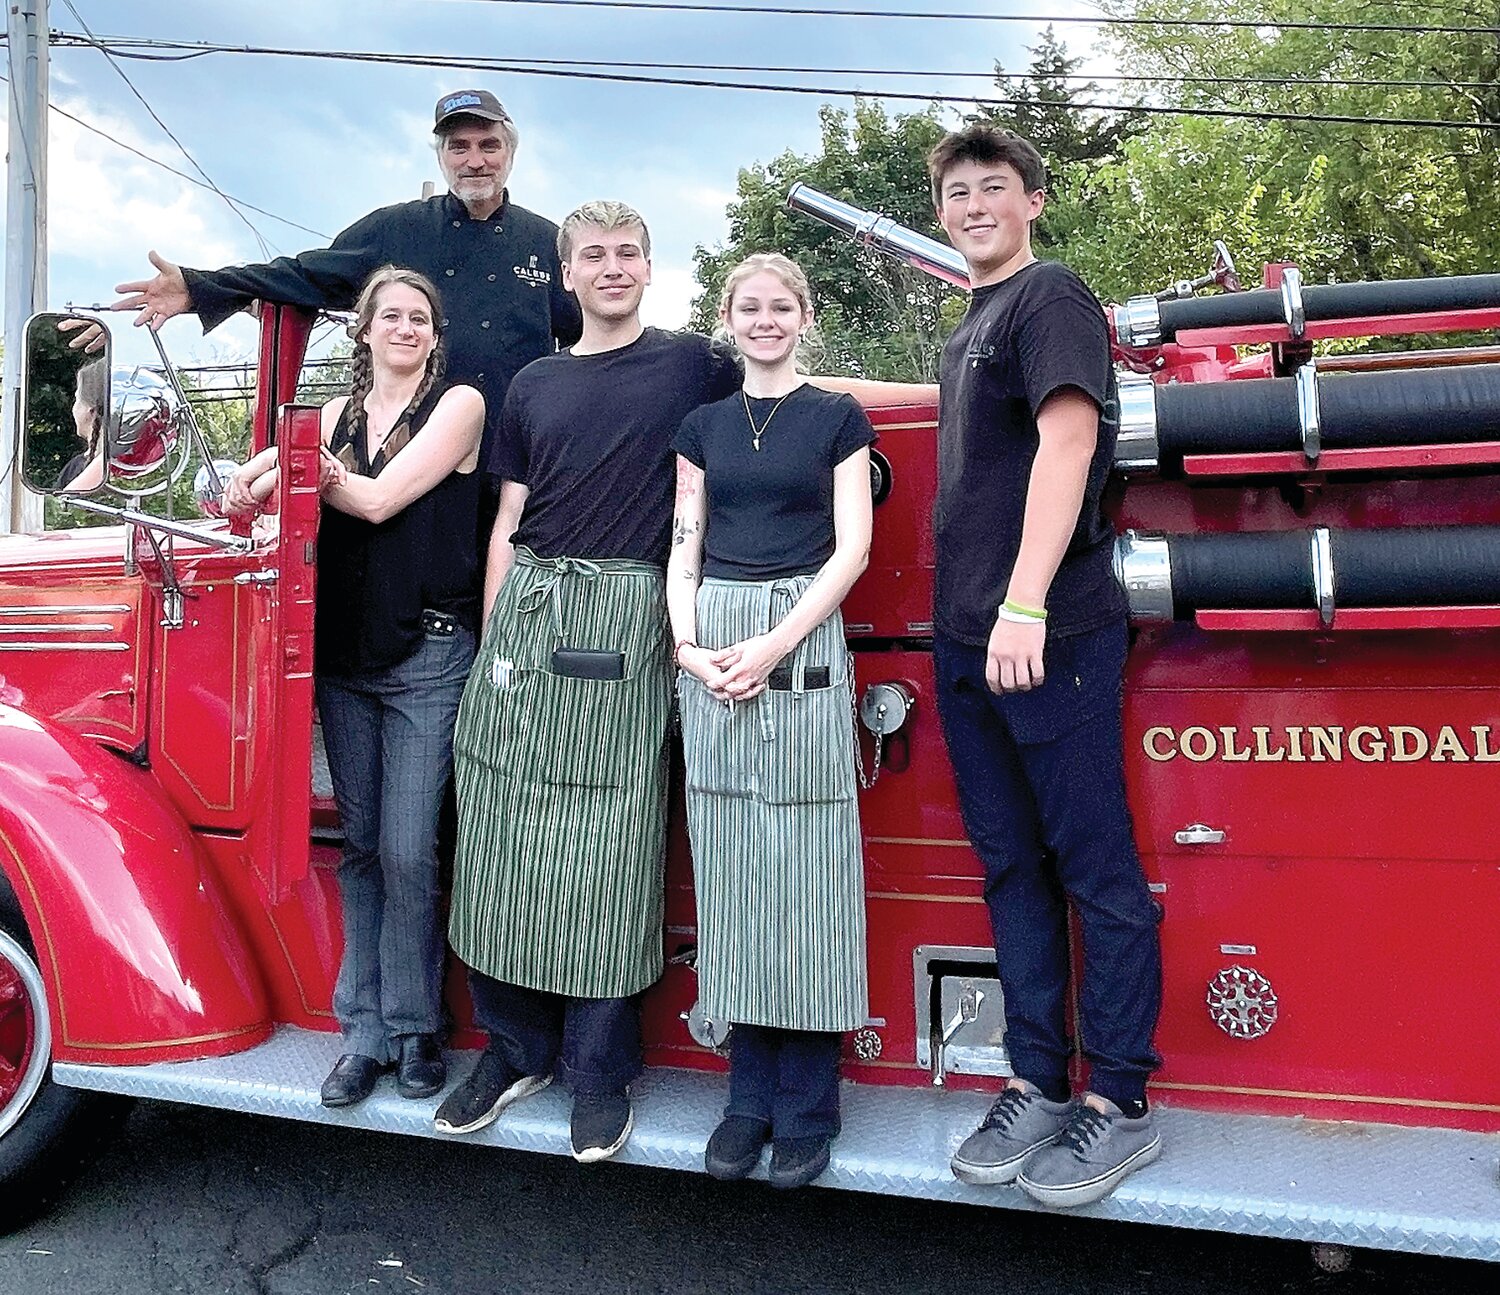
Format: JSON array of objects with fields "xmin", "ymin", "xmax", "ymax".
[{"xmin": 679, "ymin": 631, "xmax": 787, "ymax": 703}]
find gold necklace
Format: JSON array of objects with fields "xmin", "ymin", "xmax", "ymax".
[{"xmin": 742, "ymin": 388, "xmax": 794, "ymax": 451}]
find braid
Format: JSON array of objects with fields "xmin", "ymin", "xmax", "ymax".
[
  {"xmin": 410, "ymin": 332, "xmax": 448, "ymax": 411},
  {"xmin": 346, "ymin": 342, "xmax": 375, "ymax": 443}
]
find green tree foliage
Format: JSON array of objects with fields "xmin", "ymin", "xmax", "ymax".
[
  {"xmin": 1070, "ymin": 0, "xmax": 1500, "ymax": 301},
  {"xmin": 691, "ymin": 35, "xmax": 1138, "ymax": 378}
]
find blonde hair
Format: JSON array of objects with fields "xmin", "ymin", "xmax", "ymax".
[
  {"xmin": 716, "ymin": 252, "xmax": 821, "ymax": 369},
  {"xmin": 557, "ymin": 200, "xmax": 652, "ymax": 261},
  {"xmin": 345, "ymin": 265, "xmax": 448, "ymax": 447}
]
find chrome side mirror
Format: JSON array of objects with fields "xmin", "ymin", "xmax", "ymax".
[{"xmin": 19, "ymin": 312, "xmax": 113, "ymax": 495}]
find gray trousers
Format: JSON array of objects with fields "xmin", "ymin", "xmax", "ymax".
[{"xmin": 316, "ymin": 626, "xmax": 475, "ymax": 1060}]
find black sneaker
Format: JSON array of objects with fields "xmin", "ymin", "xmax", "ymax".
[
  {"xmin": 432, "ymin": 1048, "xmax": 550, "ymax": 1136},
  {"xmin": 570, "ymin": 1092, "xmax": 634, "ymax": 1163},
  {"xmin": 767, "ymin": 1134, "xmax": 832, "ymax": 1190},
  {"xmin": 704, "ymin": 1115, "xmax": 771, "ymax": 1180}
]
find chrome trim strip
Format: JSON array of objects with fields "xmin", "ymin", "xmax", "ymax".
[
  {"xmin": 0, "ymin": 642, "xmax": 131, "ymax": 652},
  {"xmin": 0, "ymin": 623, "xmax": 115, "ymax": 634},
  {"xmin": 0, "ymin": 604, "xmax": 132, "ymax": 615}
]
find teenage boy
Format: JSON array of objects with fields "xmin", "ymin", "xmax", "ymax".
[
  {"xmin": 439, "ymin": 201, "xmax": 741, "ymax": 1162},
  {"xmin": 927, "ymin": 124, "xmax": 1163, "ymax": 1208}
]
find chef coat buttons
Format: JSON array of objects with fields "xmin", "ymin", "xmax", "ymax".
[
  {"xmin": 482, "ymin": 321, "xmax": 491, "ymax": 329},
  {"xmin": 452, "ymin": 220, "xmax": 462, "ymax": 228},
  {"xmin": 445, "ymin": 269, "xmax": 455, "ymax": 277},
  {"xmin": 488, "ymin": 274, "xmax": 497, "ymax": 282}
]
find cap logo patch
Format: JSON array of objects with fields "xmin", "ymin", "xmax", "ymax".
[{"xmin": 443, "ymin": 94, "xmax": 483, "ymax": 112}]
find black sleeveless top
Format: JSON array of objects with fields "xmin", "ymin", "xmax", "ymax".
[{"xmin": 314, "ymin": 383, "xmax": 481, "ymax": 677}]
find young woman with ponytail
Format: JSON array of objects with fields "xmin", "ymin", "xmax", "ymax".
[{"xmin": 226, "ymin": 265, "xmax": 484, "ymax": 1108}]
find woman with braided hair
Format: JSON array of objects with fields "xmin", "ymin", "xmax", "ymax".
[{"xmin": 226, "ymin": 265, "xmax": 484, "ymax": 1107}]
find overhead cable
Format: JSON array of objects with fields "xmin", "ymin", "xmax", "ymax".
[
  {"xmin": 43, "ymin": 37, "xmax": 1500, "ymax": 132},
  {"xmin": 58, "ymin": 0, "xmax": 279, "ymax": 256},
  {"xmin": 0, "ymin": 73, "xmax": 331, "ymax": 239},
  {"xmin": 57, "ymin": 37, "xmax": 1500, "ymax": 92},
  {"xmin": 434, "ymin": 0, "xmax": 1500, "ymax": 37}
]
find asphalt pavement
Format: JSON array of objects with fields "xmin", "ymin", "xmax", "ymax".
[{"xmin": 1, "ymin": 1101, "xmax": 1495, "ymax": 1295}]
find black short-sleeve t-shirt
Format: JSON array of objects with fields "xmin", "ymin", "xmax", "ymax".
[
  {"xmin": 935, "ymin": 260, "xmax": 1124, "ymax": 645},
  {"xmin": 674, "ymin": 385, "xmax": 875, "ymax": 580},
  {"xmin": 495, "ymin": 327, "xmax": 742, "ymax": 563}
]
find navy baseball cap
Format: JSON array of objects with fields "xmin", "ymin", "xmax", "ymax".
[{"xmin": 434, "ymin": 90, "xmax": 512, "ymax": 131}]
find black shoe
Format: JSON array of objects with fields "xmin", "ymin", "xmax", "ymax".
[
  {"xmin": 704, "ymin": 1116, "xmax": 771, "ymax": 1180},
  {"xmin": 768, "ymin": 1135, "xmax": 832, "ymax": 1190},
  {"xmin": 433, "ymin": 1048, "xmax": 550, "ymax": 1136},
  {"xmin": 570, "ymin": 1091, "xmax": 634, "ymax": 1163},
  {"xmin": 395, "ymin": 1034, "xmax": 447, "ymax": 1099},
  {"xmin": 320, "ymin": 1053, "xmax": 387, "ymax": 1108}
]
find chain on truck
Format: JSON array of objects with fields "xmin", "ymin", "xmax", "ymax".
[{"xmin": 1, "ymin": 189, "xmax": 1498, "ymax": 1269}]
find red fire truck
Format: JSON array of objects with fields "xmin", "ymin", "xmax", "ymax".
[{"xmin": 1, "ymin": 192, "xmax": 1497, "ymax": 1267}]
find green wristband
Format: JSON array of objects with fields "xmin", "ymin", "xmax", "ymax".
[{"xmin": 1002, "ymin": 597, "xmax": 1048, "ymax": 621}]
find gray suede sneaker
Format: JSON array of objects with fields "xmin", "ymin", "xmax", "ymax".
[
  {"xmin": 1018, "ymin": 1095, "xmax": 1162, "ymax": 1208},
  {"xmin": 950, "ymin": 1083, "xmax": 1075, "ymax": 1185}
]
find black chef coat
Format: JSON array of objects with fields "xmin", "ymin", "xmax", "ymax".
[{"xmin": 181, "ymin": 190, "xmax": 582, "ymax": 480}]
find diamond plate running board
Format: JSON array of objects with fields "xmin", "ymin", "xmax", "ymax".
[{"xmin": 55, "ymin": 1026, "xmax": 1500, "ymax": 1260}]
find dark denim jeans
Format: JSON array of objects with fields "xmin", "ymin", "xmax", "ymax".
[
  {"xmin": 468, "ymin": 971, "xmax": 643, "ymax": 1097},
  {"xmin": 316, "ymin": 625, "xmax": 475, "ymax": 1061},
  {"xmin": 933, "ymin": 620, "xmax": 1162, "ymax": 1106},
  {"xmin": 725, "ymin": 1025, "xmax": 842, "ymax": 1139}
]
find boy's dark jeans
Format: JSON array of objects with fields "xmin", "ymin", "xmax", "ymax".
[{"xmin": 933, "ymin": 619, "xmax": 1162, "ymax": 1106}]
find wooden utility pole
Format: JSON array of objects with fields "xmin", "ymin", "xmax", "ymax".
[{"xmin": 3, "ymin": 0, "xmax": 49, "ymax": 534}]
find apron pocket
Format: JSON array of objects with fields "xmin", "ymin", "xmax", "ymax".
[
  {"xmin": 493, "ymin": 668, "xmax": 649, "ymax": 789},
  {"xmin": 756, "ymin": 682, "xmax": 858, "ymax": 805},
  {"xmin": 679, "ymin": 671, "xmax": 759, "ymax": 797}
]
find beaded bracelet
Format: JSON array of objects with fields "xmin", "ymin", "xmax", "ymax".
[{"xmin": 673, "ymin": 638, "xmax": 699, "ymax": 664}]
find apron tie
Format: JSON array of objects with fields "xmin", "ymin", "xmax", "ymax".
[{"xmin": 515, "ymin": 549, "xmax": 605, "ymax": 644}]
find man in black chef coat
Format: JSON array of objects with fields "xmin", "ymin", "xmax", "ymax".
[{"xmin": 109, "ymin": 89, "xmax": 582, "ymax": 525}]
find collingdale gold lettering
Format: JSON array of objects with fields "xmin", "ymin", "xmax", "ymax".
[{"xmin": 1142, "ymin": 723, "xmax": 1500, "ymax": 763}]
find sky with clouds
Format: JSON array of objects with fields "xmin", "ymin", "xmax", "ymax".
[{"xmin": 4, "ymin": 0, "xmax": 1111, "ymax": 369}]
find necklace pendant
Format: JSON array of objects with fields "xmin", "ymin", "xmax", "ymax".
[{"xmin": 753, "ymin": 435, "xmax": 761, "ymax": 451}]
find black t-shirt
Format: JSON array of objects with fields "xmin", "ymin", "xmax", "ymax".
[
  {"xmin": 674, "ymin": 385, "xmax": 875, "ymax": 580},
  {"xmin": 497, "ymin": 328, "xmax": 742, "ymax": 563},
  {"xmin": 935, "ymin": 260, "xmax": 1123, "ymax": 645},
  {"xmin": 315, "ymin": 383, "xmax": 481, "ymax": 676}
]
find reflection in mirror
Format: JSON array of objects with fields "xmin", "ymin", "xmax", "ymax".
[
  {"xmin": 193, "ymin": 459, "xmax": 240, "ymax": 519},
  {"xmin": 20, "ymin": 312, "xmax": 113, "ymax": 496}
]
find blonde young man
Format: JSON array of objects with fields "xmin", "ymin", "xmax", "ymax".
[{"xmin": 440, "ymin": 202, "xmax": 741, "ymax": 1162}]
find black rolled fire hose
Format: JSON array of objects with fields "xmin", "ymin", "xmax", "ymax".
[
  {"xmin": 1115, "ymin": 525, "xmax": 1500, "ymax": 623},
  {"xmin": 1115, "ymin": 272, "xmax": 1500, "ymax": 349},
  {"xmin": 1117, "ymin": 363, "xmax": 1500, "ymax": 470}
]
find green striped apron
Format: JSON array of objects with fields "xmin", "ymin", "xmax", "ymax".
[
  {"xmin": 450, "ymin": 547, "xmax": 671, "ymax": 998},
  {"xmin": 679, "ymin": 575, "xmax": 868, "ymax": 1033}
]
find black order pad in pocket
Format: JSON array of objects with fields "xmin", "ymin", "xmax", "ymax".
[
  {"xmin": 551, "ymin": 647, "xmax": 626, "ymax": 681},
  {"xmin": 768, "ymin": 665, "xmax": 831, "ymax": 691}
]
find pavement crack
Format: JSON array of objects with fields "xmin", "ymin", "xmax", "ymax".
[{"xmin": 249, "ymin": 1199, "xmax": 326, "ymax": 1295}]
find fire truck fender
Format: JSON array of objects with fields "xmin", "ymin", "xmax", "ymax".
[{"xmin": 0, "ymin": 704, "xmax": 272, "ymax": 1066}]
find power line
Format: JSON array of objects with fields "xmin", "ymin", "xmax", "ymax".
[
  {"xmin": 436, "ymin": 0, "xmax": 1500, "ymax": 37},
  {"xmin": 48, "ymin": 37, "xmax": 1500, "ymax": 132},
  {"xmin": 25, "ymin": 86, "xmax": 331, "ymax": 239},
  {"xmin": 58, "ymin": 0, "xmax": 279, "ymax": 257},
  {"xmin": 61, "ymin": 38, "xmax": 1500, "ymax": 93}
]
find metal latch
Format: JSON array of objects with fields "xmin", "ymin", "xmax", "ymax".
[
  {"xmin": 1174, "ymin": 823, "xmax": 1227, "ymax": 845},
  {"xmin": 233, "ymin": 569, "xmax": 279, "ymax": 586}
]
